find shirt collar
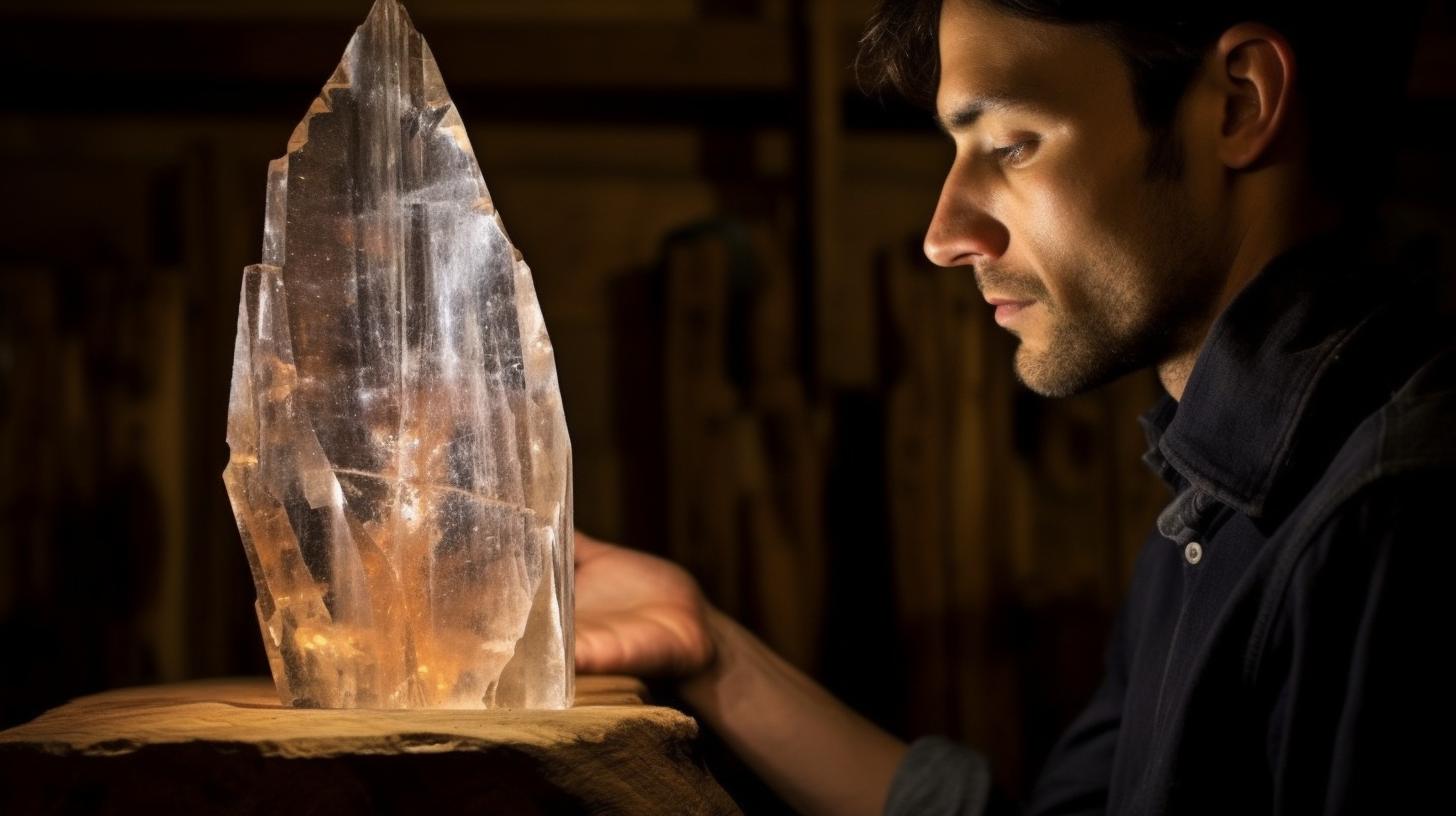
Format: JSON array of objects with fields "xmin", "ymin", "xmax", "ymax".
[{"xmin": 1142, "ymin": 228, "xmax": 1439, "ymax": 519}]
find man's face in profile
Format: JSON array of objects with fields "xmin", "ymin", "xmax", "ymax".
[{"xmin": 924, "ymin": 0, "xmax": 1227, "ymax": 397}]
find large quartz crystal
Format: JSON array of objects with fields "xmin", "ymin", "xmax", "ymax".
[{"xmin": 223, "ymin": 0, "xmax": 573, "ymax": 709}]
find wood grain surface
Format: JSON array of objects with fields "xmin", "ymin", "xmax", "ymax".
[{"xmin": 0, "ymin": 675, "xmax": 739, "ymax": 815}]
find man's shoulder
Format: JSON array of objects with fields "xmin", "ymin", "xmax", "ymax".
[
  {"xmin": 1242, "ymin": 340, "xmax": 1455, "ymax": 686},
  {"xmin": 1286, "ymin": 338, "xmax": 1456, "ymax": 539},
  {"xmin": 1374, "ymin": 339, "xmax": 1456, "ymax": 470}
]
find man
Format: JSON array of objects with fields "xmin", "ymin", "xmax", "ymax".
[{"xmin": 574, "ymin": 1, "xmax": 1450, "ymax": 813}]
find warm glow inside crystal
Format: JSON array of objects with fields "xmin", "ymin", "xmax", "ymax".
[{"xmin": 223, "ymin": 0, "xmax": 573, "ymax": 709}]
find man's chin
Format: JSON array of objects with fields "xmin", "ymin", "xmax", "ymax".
[
  {"xmin": 1012, "ymin": 345, "xmax": 1061, "ymax": 397},
  {"xmin": 1013, "ymin": 350, "xmax": 1066, "ymax": 397},
  {"xmin": 1013, "ymin": 343, "xmax": 1118, "ymax": 399}
]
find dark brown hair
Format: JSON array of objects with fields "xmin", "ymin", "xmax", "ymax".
[{"xmin": 855, "ymin": 0, "xmax": 1422, "ymax": 198}]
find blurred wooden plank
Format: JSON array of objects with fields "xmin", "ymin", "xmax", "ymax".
[
  {"xmin": 1408, "ymin": 31, "xmax": 1456, "ymax": 99},
  {"xmin": 0, "ymin": 18, "xmax": 791, "ymax": 92},
  {"xmin": 1, "ymin": 0, "xmax": 702, "ymax": 23},
  {"xmin": 797, "ymin": 0, "xmax": 841, "ymax": 388},
  {"xmin": 663, "ymin": 232, "xmax": 740, "ymax": 609}
]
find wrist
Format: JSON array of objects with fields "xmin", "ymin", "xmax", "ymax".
[{"xmin": 677, "ymin": 606, "xmax": 741, "ymax": 711}]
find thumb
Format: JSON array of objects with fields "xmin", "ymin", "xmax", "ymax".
[{"xmin": 574, "ymin": 530, "xmax": 612, "ymax": 563}]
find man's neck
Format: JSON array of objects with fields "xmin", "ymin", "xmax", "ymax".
[{"xmin": 1157, "ymin": 185, "xmax": 1344, "ymax": 401}]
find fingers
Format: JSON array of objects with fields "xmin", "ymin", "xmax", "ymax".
[{"xmin": 574, "ymin": 622, "xmax": 624, "ymax": 674}]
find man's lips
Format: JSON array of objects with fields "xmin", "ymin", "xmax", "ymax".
[{"xmin": 986, "ymin": 296, "xmax": 1035, "ymax": 326}]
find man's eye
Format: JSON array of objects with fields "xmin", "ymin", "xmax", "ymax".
[{"xmin": 992, "ymin": 140, "xmax": 1037, "ymax": 166}]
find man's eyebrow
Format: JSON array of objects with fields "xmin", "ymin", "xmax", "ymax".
[{"xmin": 933, "ymin": 95, "xmax": 1030, "ymax": 134}]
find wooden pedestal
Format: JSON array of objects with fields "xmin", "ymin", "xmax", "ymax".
[{"xmin": 0, "ymin": 675, "xmax": 738, "ymax": 815}]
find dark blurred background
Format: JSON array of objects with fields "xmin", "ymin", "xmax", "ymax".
[{"xmin": 2, "ymin": 0, "xmax": 1453, "ymax": 808}]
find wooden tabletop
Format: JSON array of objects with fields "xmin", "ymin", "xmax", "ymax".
[{"xmin": 0, "ymin": 675, "xmax": 739, "ymax": 815}]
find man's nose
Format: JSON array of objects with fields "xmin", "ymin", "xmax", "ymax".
[{"xmin": 923, "ymin": 175, "xmax": 1009, "ymax": 268}]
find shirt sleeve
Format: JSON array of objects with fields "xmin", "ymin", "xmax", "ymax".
[
  {"xmin": 883, "ymin": 736, "xmax": 994, "ymax": 816},
  {"xmin": 884, "ymin": 576, "xmax": 1141, "ymax": 816},
  {"xmin": 1262, "ymin": 474, "xmax": 1450, "ymax": 814}
]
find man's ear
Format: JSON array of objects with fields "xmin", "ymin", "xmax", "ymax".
[{"xmin": 1214, "ymin": 23, "xmax": 1296, "ymax": 170}]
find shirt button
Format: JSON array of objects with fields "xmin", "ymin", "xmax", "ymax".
[{"xmin": 1185, "ymin": 541, "xmax": 1203, "ymax": 565}]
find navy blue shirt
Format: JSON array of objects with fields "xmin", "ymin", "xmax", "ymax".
[{"xmin": 885, "ymin": 230, "xmax": 1456, "ymax": 815}]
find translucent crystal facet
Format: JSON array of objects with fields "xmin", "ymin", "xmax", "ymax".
[{"xmin": 223, "ymin": 0, "xmax": 573, "ymax": 709}]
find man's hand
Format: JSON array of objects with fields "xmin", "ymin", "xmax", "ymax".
[
  {"xmin": 573, "ymin": 531, "xmax": 715, "ymax": 678},
  {"xmin": 573, "ymin": 531, "xmax": 906, "ymax": 816}
]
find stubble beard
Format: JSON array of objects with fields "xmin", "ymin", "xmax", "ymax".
[{"xmin": 999, "ymin": 182, "xmax": 1220, "ymax": 399}]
